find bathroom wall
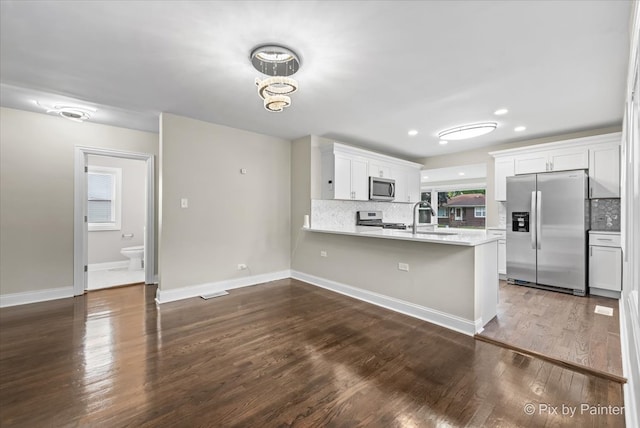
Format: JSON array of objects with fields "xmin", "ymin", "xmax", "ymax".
[{"xmin": 87, "ymin": 155, "xmax": 146, "ymax": 265}]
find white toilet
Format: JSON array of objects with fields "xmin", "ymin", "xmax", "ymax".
[{"xmin": 120, "ymin": 245, "xmax": 144, "ymax": 271}]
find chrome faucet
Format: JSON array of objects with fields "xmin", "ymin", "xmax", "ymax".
[{"xmin": 412, "ymin": 200, "xmax": 436, "ymax": 233}]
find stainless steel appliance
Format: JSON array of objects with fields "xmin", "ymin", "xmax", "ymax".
[
  {"xmin": 357, "ymin": 211, "xmax": 407, "ymax": 229},
  {"xmin": 506, "ymin": 170, "xmax": 588, "ymax": 295},
  {"xmin": 369, "ymin": 176, "xmax": 395, "ymax": 201}
]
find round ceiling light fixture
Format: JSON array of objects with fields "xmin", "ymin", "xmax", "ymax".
[
  {"xmin": 36, "ymin": 101, "xmax": 96, "ymax": 123},
  {"xmin": 250, "ymin": 45, "xmax": 300, "ymax": 75},
  {"xmin": 437, "ymin": 122, "xmax": 497, "ymax": 141},
  {"xmin": 250, "ymin": 44, "xmax": 301, "ymax": 113}
]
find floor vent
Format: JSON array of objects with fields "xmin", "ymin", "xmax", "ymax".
[
  {"xmin": 200, "ymin": 291, "xmax": 229, "ymax": 300},
  {"xmin": 594, "ymin": 305, "xmax": 614, "ymax": 316}
]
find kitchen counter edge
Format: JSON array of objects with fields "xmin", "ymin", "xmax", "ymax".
[{"xmin": 303, "ymin": 227, "xmax": 500, "ymax": 247}]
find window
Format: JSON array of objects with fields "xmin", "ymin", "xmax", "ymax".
[
  {"xmin": 438, "ymin": 207, "xmax": 448, "ymax": 218},
  {"xmin": 454, "ymin": 208, "xmax": 463, "ymax": 220},
  {"xmin": 88, "ymin": 166, "xmax": 121, "ymax": 231},
  {"xmin": 474, "ymin": 206, "xmax": 486, "ymax": 218}
]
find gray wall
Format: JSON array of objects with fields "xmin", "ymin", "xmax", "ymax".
[
  {"xmin": 416, "ymin": 126, "xmax": 621, "ymax": 227},
  {"xmin": 158, "ymin": 113, "xmax": 291, "ymax": 291},
  {"xmin": 0, "ymin": 107, "xmax": 158, "ymax": 295},
  {"xmin": 87, "ymin": 155, "xmax": 146, "ymax": 264}
]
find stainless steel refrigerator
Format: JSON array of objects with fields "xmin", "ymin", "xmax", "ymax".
[{"xmin": 506, "ymin": 170, "xmax": 588, "ymax": 295}]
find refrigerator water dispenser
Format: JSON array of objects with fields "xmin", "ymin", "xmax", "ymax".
[{"xmin": 512, "ymin": 212, "xmax": 529, "ymax": 232}]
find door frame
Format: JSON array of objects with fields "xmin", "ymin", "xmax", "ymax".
[{"xmin": 73, "ymin": 146, "xmax": 155, "ymax": 295}]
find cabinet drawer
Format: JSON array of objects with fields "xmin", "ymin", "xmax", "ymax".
[
  {"xmin": 487, "ymin": 230, "xmax": 506, "ymax": 238},
  {"xmin": 589, "ymin": 233, "xmax": 621, "ymax": 247}
]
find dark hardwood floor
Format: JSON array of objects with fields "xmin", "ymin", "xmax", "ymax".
[
  {"xmin": 478, "ymin": 281, "xmax": 623, "ymax": 381},
  {"xmin": 0, "ymin": 279, "xmax": 625, "ymax": 427}
]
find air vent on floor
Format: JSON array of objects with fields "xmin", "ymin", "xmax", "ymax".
[{"xmin": 594, "ymin": 305, "xmax": 614, "ymax": 316}]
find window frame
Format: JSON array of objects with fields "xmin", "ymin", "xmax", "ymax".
[
  {"xmin": 474, "ymin": 206, "xmax": 486, "ymax": 218},
  {"xmin": 87, "ymin": 166, "xmax": 122, "ymax": 231}
]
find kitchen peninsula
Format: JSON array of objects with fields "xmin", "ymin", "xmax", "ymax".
[{"xmin": 294, "ymin": 225, "xmax": 499, "ymax": 336}]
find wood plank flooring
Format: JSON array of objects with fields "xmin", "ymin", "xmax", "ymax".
[
  {"xmin": 0, "ymin": 279, "xmax": 626, "ymax": 427},
  {"xmin": 478, "ymin": 281, "xmax": 623, "ymax": 381}
]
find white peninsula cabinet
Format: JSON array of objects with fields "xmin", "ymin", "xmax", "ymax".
[
  {"xmin": 321, "ymin": 142, "xmax": 422, "ymax": 203},
  {"xmin": 490, "ymin": 132, "xmax": 621, "ymax": 202}
]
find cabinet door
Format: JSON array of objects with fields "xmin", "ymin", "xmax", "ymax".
[
  {"xmin": 498, "ymin": 240, "xmax": 506, "ymax": 275},
  {"xmin": 589, "ymin": 145, "xmax": 620, "ymax": 198},
  {"xmin": 494, "ymin": 158, "xmax": 514, "ymax": 201},
  {"xmin": 351, "ymin": 158, "xmax": 369, "ymax": 200},
  {"xmin": 369, "ymin": 162, "xmax": 391, "ymax": 179},
  {"xmin": 334, "ymin": 156, "xmax": 353, "ymax": 200},
  {"xmin": 589, "ymin": 246, "xmax": 622, "ymax": 291},
  {"xmin": 407, "ymin": 169, "xmax": 421, "ymax": 203},
  {"xmin": 514, "ymin": 152, "xmax": 548, "ymax": 174},
  {"xmin": 549, "ymin": 147, "xmax": 588, "ymax": 172},
  {"xmin": 392, "ymin": 168, "xmax": 409, "ymax": 203}
]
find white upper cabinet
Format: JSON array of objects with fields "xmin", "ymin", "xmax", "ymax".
[
  {"xmin": 391, "ymin": 167, "xmax": 420, "ymax": 203},
  {"xmin": 589, "ymin": 145, "xmax": 620, "ymax": 198},
  {"xmin": 491, "ymin": 132, "xmax": 621, "ymax": 202},
  {"xmin": 494, "ymin": 157, "xmax": 515, "ymax": 201},
  {"xmin": 369, "ymin": 162, "xmax": 391, "ymax": 179},
  {"xmin": 321, "ymin": 142, "xmax": 422, "ymax": 203},
  {"xmin": 325, "ymin": 154, "xmax": 369, "ymax": 201},
  {"xmin": 514, "ymin": 147, "xmax": 588, "ymax": 175}
]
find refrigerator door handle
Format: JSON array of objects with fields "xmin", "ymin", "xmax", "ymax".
[
  {"xmin": 536, "ymin": 191, "xmax": 542, "ymax": 250},
  {"xmin": 530, "ymin": 191, "xmax": 537, "ymax": 249}
]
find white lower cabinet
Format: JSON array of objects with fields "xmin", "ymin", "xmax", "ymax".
[
  {"xmin": 498, "ymin": 240, "xmax": 506, "ymax": 275},
  {"xmin": 488, "ymin": 229, "xmax": 506, "ymax": 275},
  {"xmin": 588, "ymin": 232, "xmax": 622, "ymax": 298}
]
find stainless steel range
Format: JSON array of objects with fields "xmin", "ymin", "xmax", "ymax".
[{"xmin": 356, "ymin": 211, "xmax": 407, "ymax": 229}]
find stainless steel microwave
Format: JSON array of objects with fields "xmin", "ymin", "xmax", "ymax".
[{"xmin": 369, "ymin": 176, "xmax": 395, "ymax": 201}]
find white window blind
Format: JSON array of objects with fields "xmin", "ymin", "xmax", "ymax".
[
  {"xmin": 87, "ymin": 166, "xmax": 121, "ymax": 231},
  {"xmin": 88, "ymin": 173, "xmax": 114, "ymax": 223}
]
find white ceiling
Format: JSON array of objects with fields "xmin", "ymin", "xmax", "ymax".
[{"xmin": 0, "ymin": 1, "xmax": 631, "ymax": 159}]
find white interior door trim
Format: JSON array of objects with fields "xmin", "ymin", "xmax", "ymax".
[{"xmin": 73, "ymin": 146, "xmax": 155, "ymax": 295}]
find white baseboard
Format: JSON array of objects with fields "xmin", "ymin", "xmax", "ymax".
[
  {"xmin": 620, "ymin": 294, "xmax": 640, "ymax": 428},
  {"xmin": 590, "ymin": 287, "xmax": 621, "ymax": 299},
  {"xmin": 88, "ymin": 261, "xmax": 128, "ymax": 271},
  {"xmin": 0, "ymin": 286, "xmax": 74, "ymax": 308},
  {"xmin": 291, "ymin": 270, "xmax": 477, "ymax": 336},
  {"xmin": 155, "ymin": 270, "xmax": 292, "ymax": 304}
]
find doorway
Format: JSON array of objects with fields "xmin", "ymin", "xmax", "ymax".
[{"xmin": 73, "ymin": 147, "xmax": 155, "ymax": 295}]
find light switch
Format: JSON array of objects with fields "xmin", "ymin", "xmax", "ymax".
[
  {"xmin": 181, "ymin": 198, "xmax": 188, "ymax": 208},
  {"xmin": 240, "ymin": 168, "xmax": 247, "ymax": 174}
]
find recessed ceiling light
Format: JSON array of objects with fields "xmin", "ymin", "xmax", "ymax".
[
  {"xmin": 458, "ymin": 172, "xmax": 465, "ymax": 176},
  {"xmin": 439, "ymin": 140, "xmax": 448, "ymax": 145},
  {"xmin": 494, "ymin": 108, "xmax": 509, "ymax": 115},
  {"xmin": 514, "ymin": 126, "xmax": 526, "ymax": 132},
  {"xmin": 424, "ymin": 176, "xmax": 429, "ymax": 179},
  {"xmin": 408, "ymin": 129, "xmax": 418, "ymax": 136},
  {"xmin": 438, "ymin": 122, "xmax": 497, "ymax": 141}
]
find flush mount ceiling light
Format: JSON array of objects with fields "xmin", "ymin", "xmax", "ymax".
[
  {"xmin": 35, "ymin": 101, "xmax": 96, "ymax": 122},
  {"xmin": 250, "ymin": 44, "xmax": 300, "ymax": 112},
  {"xmin": 437, "ymin": 122, "xmax": 497, "ymax": 141}
]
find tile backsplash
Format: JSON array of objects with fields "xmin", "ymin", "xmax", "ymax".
[
  {"xmin": 311, "ymin": 199, "xmax": 414, "ymax": 229},
  {"xmin": 590, "ymin": 199, "xmax": 620, "ymax": 231}
]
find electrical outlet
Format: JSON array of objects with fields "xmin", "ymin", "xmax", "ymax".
[
  {"xmin": 320, "ymin": 251, "xmax": 327, "ymax": 257},
  {"xmin": 237, "ymin": 264, "xmax": 247, "ymax": 270},
  {"xmin": 398, "ymin": 262, "xmax": 409, "ymax": 272}
]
